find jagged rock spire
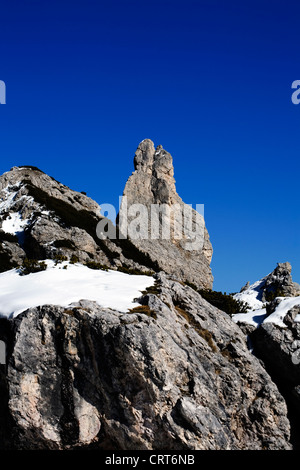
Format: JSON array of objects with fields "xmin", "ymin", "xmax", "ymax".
[{"xmin": 120, "ymin": 139, "xmax": 213, "ymax": 289}]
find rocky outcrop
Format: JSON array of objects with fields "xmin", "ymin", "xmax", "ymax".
[
  {"xmin": 233, "ymin": 263, "xmax": 300, "ymax": 447},
  {"xmin": 262, "ymin": 262, "xmax": 300, "ymax": 300},
  {"xmin": 0, "ymin": 166, "xmax": 111, "ymax": 268},
  {"xmin": 0, "ymin": 166, "xmax": 159, "ymax": 274},
  {"xmin": 0, "ymin": 274, "xmax": 291, "ymax": 450},
  {"xmin": 120, "ymin": 139, "xmax": 213, "ymax": 289},
  {"xmin": 237, "ymin": 263, "xmax": 300, "ymax": 306}
]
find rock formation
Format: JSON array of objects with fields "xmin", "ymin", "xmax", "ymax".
[
  {"xmin": 0, "ymin": 274, "xmax": 291, "ymax": 450},
  {"xmin": 233, "ymin": 263, "xmax": 300, "ymax": 447},
  {"xmin": 0, "ymin": 145, "xmax": 298, "ymax": 451},
  {"xmin": 0, "ymin": 165, "xmax": 159, "ymax": 274},
  {"xmin": 0, "ymin": 166, "xmax": 110, "ymax": 268},
  {"xmin": 262, "ymin": 262, "xmax": 300, "ymax": 300},
  {"xmin": 234, "ymin": 262, "xmax": 300, "ymax": 319},
  {"xmin": 119, "ymin": 139, "xmax": 213, "ymax": 289}
]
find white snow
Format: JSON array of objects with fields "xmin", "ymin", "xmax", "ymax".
[
  {"xmin": 233, "ymin": 278, "xmax": 265, "ymax": 311},
  {"xmin": 2, "ymin": 212, "xmax": 30, "ymax": 234},
  {"xmin": 264, "ymin": 296, "xmax": 300, "ymax": 327},
  {"xmin": 233, "ymin": 297, "xmax": 300, "ymax": 329},
  {"xmin": 0, "ymin": 186, "xmax": 19, "ymax": 212},
  {"xmin": 232, "ymin": 277, "xmax": 267, "ymax": 327},
  {"xmin": 0, "ymin": 185, "xmax": 46, "ymax": 235},
  {"xmin": 0, "ymin": 261, "xmax": 155, "ymax": 319}
]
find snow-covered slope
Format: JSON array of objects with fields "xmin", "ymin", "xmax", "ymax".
[
  {"xmin": 234, "ymin": 277, "xmax": 266, "ymax": 311},
  {"xmin": 0, "ymin": 260, "xmax": 155, "ymax": 318},
  {"xmin": 264, "ymin": 296, "xmax": 300, "ymax": 326}
]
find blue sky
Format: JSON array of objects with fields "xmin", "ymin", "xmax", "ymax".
[{"xmin": 0, "ymin": 0, "xmax": 299, "ymax": 293}]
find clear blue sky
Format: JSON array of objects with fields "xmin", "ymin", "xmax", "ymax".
[{"xmin": 0, "ymin": 0, "xmax": 299, "ymax": 293}]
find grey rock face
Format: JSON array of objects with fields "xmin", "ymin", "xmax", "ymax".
[
  {"xmin": 235, "ymin": 263, "xmax": 300, "ymax": 446},
  {"xmin": 0, "ymin": 166, "xmax": 158, "ymax": 273},
  {"xmin": 119, "ymin": 140, "xmax": 213, "ymax": 289},
  {"xmin": 0, "ymin": 167, "xmax": 108, "ymax": 268},
  {"xmin": 0, "ymin": 274, "xmax": 291, "ymax": 450},
  {"xmin": 251, "ymin": 308, "xmax": 300, "ymax": 423}
]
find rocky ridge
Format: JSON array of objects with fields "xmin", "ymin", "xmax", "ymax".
[
  {"xmin": 0, "ymin": 142, "xmax": 298, "ymax": 450},
  {"xmin": 0, "ymin": 165, "xmax": 163, "ymax": 276},
  {"xmin": 238, "ymin": 262, "xmax": 300, "ymax": 303}
]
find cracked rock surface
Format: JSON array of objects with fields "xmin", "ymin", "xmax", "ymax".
[{"xmin": 0, "ymin": 274, "xmax": 291, "ymax": 450}]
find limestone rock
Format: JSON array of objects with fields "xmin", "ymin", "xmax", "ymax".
[
  {"xmin": 250, "ymin": 305, "xmax": 300, "ymax": 442},
  {"xmin": 119, "ymin": 140, "xmax": 213, "ymax": 289},
  {"xmin": 0, "ymin": 143, "xmax": 214, "ymax": 289},
  {"xmin": 0, "ymin": 166, "xmax": 156, "ymax": 273},
  {"xmin": 240, "ymin": 281, "xmax": 250, "ymax": 293},
  {"xmin": 263, "ymin": 262, "xmax": 300, "ymax": 300}
]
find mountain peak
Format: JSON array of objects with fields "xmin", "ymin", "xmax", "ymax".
[
  {"xmin": 121, "ymin": 140, "xmax": 213, "ymax": 289},
  {"xmin": 134, "ymin": 140, "xmax": 174, "ymax": 182}
]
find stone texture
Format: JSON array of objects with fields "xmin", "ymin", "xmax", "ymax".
[
  {"xmin": 119, "ymin": 139, "xmax": 213, "ymax": 289},
  {"xmin": 0, "ymin": 151, "xmax": 296, "ymax": 451},
  {"xmin": 0, "ymin": 274, "xmax": 291, "ymax": 450}
]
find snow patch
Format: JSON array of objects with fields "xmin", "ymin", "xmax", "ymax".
[
  {"xmin": 0, "ymin": 261, "xmax": 155, "ymax": 318},
  {"xmin": 233, "ymin": 308, "xmax": 267, "ymax": 327},
  {"xmin": 233, "ymin": 277, "xmax": 268, "ymax": 311},
  {"xmin": 233, "ymin": 295, "xmax": 300, "ymax": 329}
]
